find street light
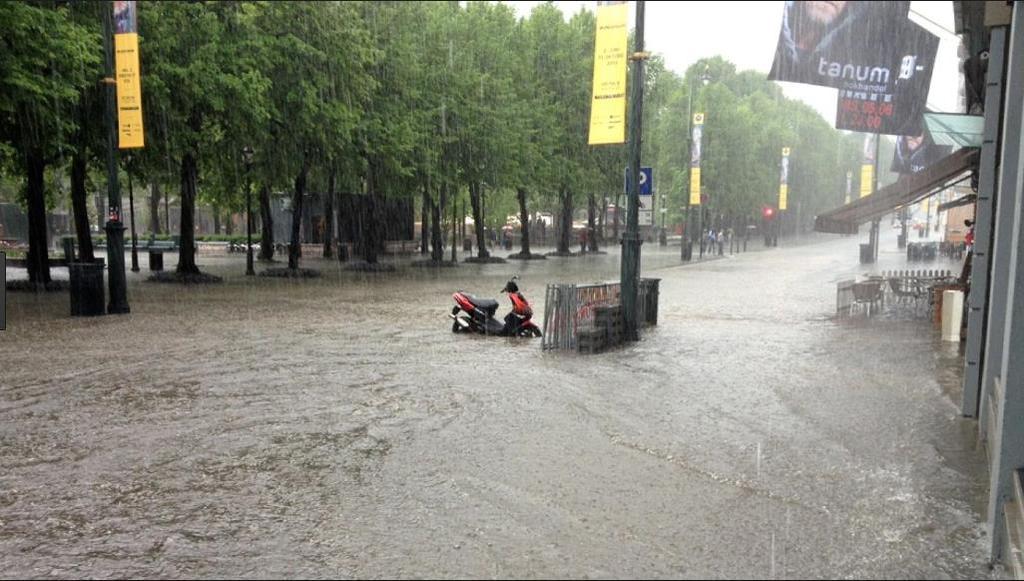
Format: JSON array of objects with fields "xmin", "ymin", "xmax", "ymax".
[{"xmin": 242, "ymin": 146, "xmax": 255, "ymax": 276}]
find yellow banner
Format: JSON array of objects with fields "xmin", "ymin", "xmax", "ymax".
[
  {"xmin": 587, "ymin": 2, "xmax": 628, "ymax": 145},
  {"xmin": 922, "ymin": 198, "xmax": 930, "ymax": 213},
  {"xmin": 779, "ymin": 184, "xmax": 788, "ymax": 211},
  {"xmin": 860, "ymin": 164, "xmax": 873, "ymax": 198},
  {"xmin": 115, "ymin": 33, "xmax": 144, "ymax": 149},
  {"xmin": 689, "ymin": 167, "xmax": 701, "ymax": 205}
]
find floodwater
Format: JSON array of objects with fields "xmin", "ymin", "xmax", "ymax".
[{"xmin": 0, "ymin": 233, "xmax": 1001, "ymax": 578}]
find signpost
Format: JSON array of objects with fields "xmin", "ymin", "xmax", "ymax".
[{"xmin": 624, "ymin": 167, "xmax": 653, "ymax": 196}]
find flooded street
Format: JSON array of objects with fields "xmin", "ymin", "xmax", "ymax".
[{"xmin": 0, "ymin": 235, "xmax": 997, "ymax": 579}]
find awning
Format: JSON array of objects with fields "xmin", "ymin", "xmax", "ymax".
[
  {"xmin": 938, "ymin": 194, "xmax": 977, "ymax": 212},
  {"xmin": 925, "ymin": 113, "xmax": 984, "ymax": 148},
  {"xmin": 815, "ymin": 147, "xmax": 979, "ymax": 234}
]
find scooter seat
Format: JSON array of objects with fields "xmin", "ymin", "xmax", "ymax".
[{"xmin": 466, "ymin": 295, "xmax": 499, "ymax": 313}]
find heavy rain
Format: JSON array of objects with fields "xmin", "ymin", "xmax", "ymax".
[{"xmin": 1, "ymin": 1, "xmax": 1018, "ymax": 579}]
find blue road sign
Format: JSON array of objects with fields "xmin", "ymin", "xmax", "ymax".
[{"xmin": 624, "ymin": 167, "xmax": 654, "ymax": 196}]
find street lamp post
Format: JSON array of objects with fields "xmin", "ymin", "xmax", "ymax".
[
  {"xmin": 102, "ymin": 5, "xmax": 129, "ymax": 314},
  {"xmin": 126, "ymin": 154, "xmax": 139, "ymax": 272},
  {"xmin": 684, "ymin": 66, "xmax": 711, "ymax": 262},
  {"xmin": 620, "ymin": 0, "xmax": 647, "ymax": 342},
  {"xmin": 242, "ymin": 146, "xmax": 255, "ymax": 276}
]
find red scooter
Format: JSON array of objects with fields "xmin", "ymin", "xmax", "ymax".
[{"xmin": 450, "ymin": 276, "xmax": 542, "ymax": 337}]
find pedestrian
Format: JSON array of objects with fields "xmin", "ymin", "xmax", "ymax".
[
  {"xmin": 717, "ymin": 229, "xmax": 724, "ymax": 256},
  {"xmin": 579, "ymin": 229, "xmax": 587, "ymax": 255}
]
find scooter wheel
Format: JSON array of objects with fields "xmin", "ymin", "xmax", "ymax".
[{"xmin": 452, "ymin": 321, "xmax": 461, "ymax": 333}]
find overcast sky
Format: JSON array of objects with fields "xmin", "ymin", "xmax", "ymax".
[{"xmin": 504, "ymin": 1, "xmax": 961, "ymax": 125}]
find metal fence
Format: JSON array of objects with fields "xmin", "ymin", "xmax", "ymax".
[{"xmin": 542, "ymin": 278, "xmax": 660, "ymax": 351}]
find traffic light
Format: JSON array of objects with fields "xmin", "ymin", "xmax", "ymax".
[{"xmin": 763, "ymin": 206, "xmax": 775, "ymax": 219}]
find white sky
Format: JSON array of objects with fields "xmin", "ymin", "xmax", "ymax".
[{"xmin": 504, "ymin": 1, "xmax": 961, "ymax": 124}]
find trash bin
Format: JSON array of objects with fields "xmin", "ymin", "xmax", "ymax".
[
  {"xmin": 942, "ymin": 290, "xmax": 964, "ymax": 341},
  {"xmin": 337, "ymin": 243, "xmax": 349, "ymax": 262},
  {"xmin": 659, "ymin": 229, "xmax": 667, "ymax": 247},
  {"xmin": 859, "ymin": 243, "xmax": 874, "ymax": 264},
  {"xmin": 463, "ymin": 238, "xmax": 472, "ymax": 252},
  {"xmin": 69, "ymin": 260, "xmax": 105, "ymax": 317},
  {"xmin": 148, "ymin": 250, "xmax": 164, "ymax": 272},
  {"xmin": 639, "ymin": 278, "xmax": 660, "ymax": 325},
  {"xmin": 62, "ymin": 237, "xmax": 76, "ymax": 263}
]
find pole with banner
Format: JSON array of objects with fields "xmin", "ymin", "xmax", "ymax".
[
  {"xmin": 103, "ymin": 1, "xmax": 138, "ymax": 314},
  {"xmin": 779, "ymin": 147, "xmax": 790, "ymax": 244},
  {"xmin": 689, "ymin": 112, "xmax": 704, "ymax": 258},
  {"xmin": 778, "ymin": 147, "xmax": 790, "ymax": 211},
  {"xmin": 115, "ymin": 2, "xmax": 144, "ymax": 275},
  {"xmin": 588, "ymin": 1, "xmax": 628, "ymax": 145}
]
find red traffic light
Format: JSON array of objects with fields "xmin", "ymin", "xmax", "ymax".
[{"xmin": 763, "ymin": 207, "xmax": 775, "ymax": 219}]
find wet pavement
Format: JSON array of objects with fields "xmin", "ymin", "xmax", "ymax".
[{"xmin": 0, "ymin": 233, "xmax": 1001, "ymax": 578}]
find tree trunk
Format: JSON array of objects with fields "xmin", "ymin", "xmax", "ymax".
[
  {"xmin": 516, "ymin": 186, "xmax": 531, "ymax": 256},
  {"xmin": 288, "ymin": 162, "xmax": 308, "ymax": 270},
  {"xmin": 323, "ymin": 169, "xmax": 335, "ymax": 259},
  {"xmin": 362, "ymin": 195, "xmax": 380, "ymax": 264},
  {"xmin": 177, "ymin": 152, "xmax": 200, "ymax": 275},
  {"xmin": 587, "ymin": 193, "xmax": 598, "ymax": 252},
  {"xmin": 149, "ymin": 182, "xmax": 162, "ymax": 235},
  {"xmin": 430, "ymin": 192, "xmax": 443, "ymax": 262},
  {"xmin": 25, "ymin": 149, "xmax": 51, "ymax": 285},
  {"xmin": 224, "ymin": 211, "xmax": 233, "ymax": 236},
  {"xmin": 469, "ymin": 181, "xmax": 489, "ymax": 258},
  {"xmin": 598, "ymin": 195, "xmax": 606, "ymax": 243},
  {"xmin": 557, "ymin": 185, "xmax": 573, "ymax": 254},
  {"xmin": 612, "ymin": 193, "xmax": 620, "ymax": 241},
  {"xmin": 259, "ymin": 184, "xmax": 274, "ymax": 261},
  {"xmin": 212, "ymin": 207, "xmax": 221, "ymax": 235},
  {"xmin": 420, "ymin": 184, "xmax": 429, "ymax": 255},
  {"xmin": 70, "ymin": 150, "xmax": 96, "ymax": 262}
]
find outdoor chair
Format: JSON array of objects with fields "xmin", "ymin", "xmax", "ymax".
[
  {"xmin": 850, "ymin": 280, "xmax": 884, "ymax": 317},
  {"xmin": 888, "ymin": 276, "xmax": 928, "ymax": 314}
]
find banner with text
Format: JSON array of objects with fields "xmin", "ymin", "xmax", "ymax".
[
  {"xmin": 114, "ymin": 1, "xmax": 144, "ymax": 148},
  {"xmin": 587, "ymin": 1, "xmax": 628, "ymax": 145},
  {"xmin": 689, "ymin": 113, "xmax": 704, "ymax": 205},
  {"xmin": 834, "ymin": 21, "xmax": 938, "ymax": 135},
  {"xmin": 768, "ymin": 1, "xmax": 937, "ymax": 136},
  {"xmin": 860, "ymin": 133, "xmax": 876, "ymax": 198},
  {"xmin": 779, "ymin": 147, "xmax": 790, "ymax": 211}
]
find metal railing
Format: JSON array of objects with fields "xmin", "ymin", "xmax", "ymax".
[{"xmin": 542, "ymin": 278, "xmax": 659, "ymax": 351}]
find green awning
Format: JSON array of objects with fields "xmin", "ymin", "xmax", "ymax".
[{"xmin": 925, "ymin": 113, "xmax": 984, "ymax": 148}]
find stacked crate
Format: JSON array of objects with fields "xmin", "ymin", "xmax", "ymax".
[
  {"xmin": 576, "ymin": 327, "xmax": 606, "ymax": 354},
  {"xmin": 595, "ymin": 305, "xmax": 623, "ymax": 349}
]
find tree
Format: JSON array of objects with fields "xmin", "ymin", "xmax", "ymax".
[
  {"xmin": 141, "ymin": 1, "xmax": 268, "ymax": 277},
  {"xmin": 256, "ymin": 1, "xmax": 374, "ymax": 270},
  {"xmin": 0, "ymin": 2, "xmax": 98, "ymax": 286}
]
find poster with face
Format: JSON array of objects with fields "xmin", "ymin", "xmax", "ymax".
[
  {"xmin": 890, "ymin": 127, "xmax": 953, "ymax": 174},
  {"xmin": 768, "ymin": 1, "xmax": 937, "ymax": 136},
  {"xmin": 113, "ymin": 1, "xmax": 137, "ymax": 34},
  {"xmin": 769, "ymin": 1, "xmax": 910, "ymax": 88}
]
